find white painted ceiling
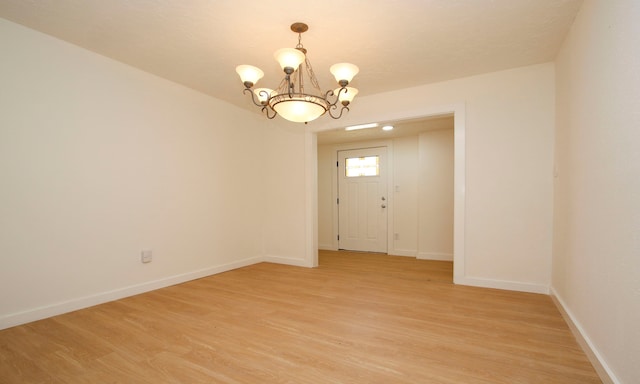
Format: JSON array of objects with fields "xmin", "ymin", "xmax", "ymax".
[
  {"xmin": 0, "ymin": 0, "xmax": 582, "ymax": 111},
  {"xmin": 0, "ymin": 1, "xmax": 582, "ymax": 143},
  {"xmin": 317, "ymin": 115, "xmax": 454, "ymax": 145}
]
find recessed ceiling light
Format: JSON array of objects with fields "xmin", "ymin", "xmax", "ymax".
[
  {"xmin": 382, "ymin": 125, "xmax": 394, "ymax": 131},
  {"xmin": 345, "ymin": 123, "xmax": 379, "ymax": 131}
]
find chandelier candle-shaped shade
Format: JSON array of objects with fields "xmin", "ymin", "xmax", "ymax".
[{"xmin": 236, "ymin": 22, "xmax": 359, "ymax": 123}]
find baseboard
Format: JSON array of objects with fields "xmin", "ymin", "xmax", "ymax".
[
  {"xmin": 388, "ymin": 249, "xmax": 417, "ymax": 257},
  {"xmin": 0, "ymin": 255, "xmax": 263, "ymax": 331},
  {"xmin": 417, "ymin": 252, "xmax": 453, "ymax": 261},
  {"xmin": 454, "ymin": 276, "xmax": 549, "ymax": 294},
  {"xmin": 263, "ymin": 255, "xmax": 312, "ymax": 268},
  {"xmin": 318, "ymin": 243, "xmax": 337, "ymax": 251},
  {"xmin": 550, "ymin": 288, "xmax": 619, "ymax": 384}
]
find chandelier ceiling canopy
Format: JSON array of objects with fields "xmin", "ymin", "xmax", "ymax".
[{"xmin": 236, "ymin": 22, "xmax": 359, "ymax": 123}]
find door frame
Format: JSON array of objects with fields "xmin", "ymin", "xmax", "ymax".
[
  {"xmin": 306, "ymin": 103, "xmax": 466, "ymax": 285},
  {"xmin": 334, "ymin": 142, "xmax": 393, "ymax": 253}
]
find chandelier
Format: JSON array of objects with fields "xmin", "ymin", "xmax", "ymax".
[{"xmin": 236, "ymin": 22, "xmax": 359, "ymax": 123}]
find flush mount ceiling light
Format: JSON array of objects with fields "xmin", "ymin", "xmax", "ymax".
[
  {"xmin": 345, "ymin": 123, "xmax": 378, "ymax": 131},
  {"xmin": 236, "ymin": 22, "xmax": 359, "ymax": 123}
]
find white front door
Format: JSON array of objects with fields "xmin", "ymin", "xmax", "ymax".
[{"xmin": 338, "ymin": 147, "xmax": 388, "ymax": 253}]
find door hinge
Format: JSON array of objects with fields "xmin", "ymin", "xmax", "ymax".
[
  {"xmin": 336, "ymin": 161, "xmax": 339, "ymax": 167},
  {"xmin": 337, "ymin": 234, "xmax": 340, "ymax": 241},
  {"xmin": 337, "ymin": 197, "xmax": 339, "ymax": 204}
]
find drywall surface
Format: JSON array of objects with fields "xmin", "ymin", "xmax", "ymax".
[
  {"xmin": 391, "ymin": 136, "xmax": 420, "ymax": 256},
  {"xmin": 418, "ymin": 129, "xmax": 454, "ymax": 260},
  {"xmin": 0, "ymin": 18, "xmax": 265, "ymax": 328},
  {"xmin": 553, "ymin": 0, "xmax": 640, "ymax": 382},
  {"xmin": 317, "ymin": 145, "xmax": 335, "ymax": 250},
  {"xmin": 261, "ymin": 123, "xmax": 311, "ymax": 267}
]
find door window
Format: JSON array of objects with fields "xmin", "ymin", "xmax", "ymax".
[{"xmin": 345, "ymin": 156, "xmax": 379, "ymax": 177}]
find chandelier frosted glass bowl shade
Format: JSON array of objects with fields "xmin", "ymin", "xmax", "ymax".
[
  {"xmin": 273, "ymin": 48, "xmax": 305, "ymax": 72},
  {"xmin": 235, "ymin": 65, "xmax": 264, "ymax": 88},
  {"xmin": 330, "ymin": 63, "xmax": 359, "ymax": 84},
  {"xmin": 334, "ymin": 87, "xmax": 359, "ymax": 104},
  {"xmin": 270, "ymin": 94, "xmax": 329, "ymax": 123},
  {"xmin": 236, "ymin": 22, "xmax": 359, "ymax": 123}
]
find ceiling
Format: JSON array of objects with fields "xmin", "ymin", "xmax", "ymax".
[
  {"xmin": 316, "ymin": 115, "xmax": 454, "ymax": 145},
  {"xmin": 0, "ymin": 1, "xmax": 582, "ymax": 113}
]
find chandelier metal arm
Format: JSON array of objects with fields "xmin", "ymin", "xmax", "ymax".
[
  {"xmin": 324, "ymin": 87, "xmax": 350, "ymax": 119},
  {"xmin": 262, "ymin": 105, "xmax": 277, "ymax": 119},
  {"xmin": 325, "ymin": 86, "xmax": 350, "ymax": 107},
  {"xmin": 328, "ymin": 104, "xmax": 349, "ymax": 119},
  {"xmin": 287, "ymin": 74, "xmax": 294, "ymax": 98},
  {"xmin": 324, "ymin": 88, "xmax": 336, "ymax": 101},
  {"xmin": 242, "ymin": 88, "xmax": 264, "ymax": 108},
  {"xmin": 242, "ymin": 88, "xmax": 278, "ymax": 119}
]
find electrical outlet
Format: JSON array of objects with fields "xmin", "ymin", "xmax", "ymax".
[{"xmin": 141, "ymin": 250, "xmax": 153, "ymax": 263}]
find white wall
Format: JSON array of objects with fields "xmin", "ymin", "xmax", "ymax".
[
  {"xmin": 317, "ymin": 145, "xmax": 336, "ymax": 250},
  {"xmin": 553, "ymin": 1, "xmax": 640, "ymax": 382},
  {"xmin": 0, "ymin": 19, "xmax": 266, "ymax": 329},
  {"xmin": 262, "ymin": 123, "xmax": 313, "ymax": 267},
  {"xmin": 418, "ymin": 129, "xmax": 454, "ymax": 260},
  {"xmin": 392, "ymin": 136, "xmax": 420, "ymax": 255},
  {"xmin": 312, "ymin": 63, "xmax": 555, "ymax": 293}
]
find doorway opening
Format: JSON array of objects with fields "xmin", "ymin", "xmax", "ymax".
[{"xmin": 307, "ymin": 103, "xmax": 466, "ymax": 284}]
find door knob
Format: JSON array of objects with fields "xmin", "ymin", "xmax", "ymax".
[
  {"xmin": 381, "ymin": 204, "xmax": 387, "ymax": 208},
  {"xmin": 381, "ymin": 197, "xmax": 386, "ymax": 201}
]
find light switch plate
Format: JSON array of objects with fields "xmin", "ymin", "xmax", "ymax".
[{"xmin": 141, "ymin": 250, "xmax": 153, "ymax": 263}]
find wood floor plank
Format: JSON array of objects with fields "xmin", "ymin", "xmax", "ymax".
[{"xmin": 0, "ymin": 250, "xmax": 601, "ymax": 383}]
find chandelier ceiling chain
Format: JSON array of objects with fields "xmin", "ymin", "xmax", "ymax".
[{"xmin": 236, "ymin": 22, "xmax": 359, "ymax": 123}]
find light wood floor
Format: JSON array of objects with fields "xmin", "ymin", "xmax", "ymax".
[{"xmin": 0, "ymin": 250, "xmax": 601, "ymax": 383}]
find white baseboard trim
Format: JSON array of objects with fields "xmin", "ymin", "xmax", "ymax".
[
  {"xmin": 389, "ymin": 249, "xmax": 417, "ymax": 257},
  {"xmin": 417, "ymin": 252, "xmax": 453, "ymax": 261},
  {"xmin": 318, "ymin": 243, "xmax": 337, "ymax": 251},
  {"xmin": 455, "ymin": 276, "xmax": 549, "ymax": 294},
  {"xmin": 550, "ymin": 287, "xmax": 619, "ymax": 384},
  {"xmin": 263, "ymin": 255, "xmax": 312, "ymax": 268},
  {"xmin": 0, "ymin": 256, "xmax": 263, "ymax": 331}
]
